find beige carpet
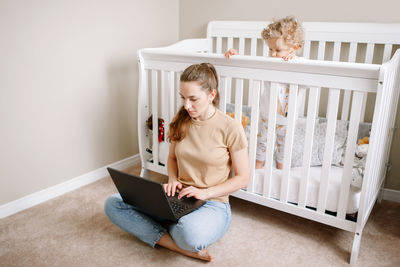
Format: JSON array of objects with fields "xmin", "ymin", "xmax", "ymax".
[{"xmin": 1, "ymin": 164, "xmax": 399, "ymax": 267}]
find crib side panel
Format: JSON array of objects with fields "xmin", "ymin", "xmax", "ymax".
[
  {"xmin": 139, "ymin": 49, "xmax": 384, "ymax": 230},
  {"xmin": 302, "ymin": 23, "xmax": 400, "ymax": 123},
  {"xmin": 358, "ymin": 50, "xmax": 400, "ymax": 229},
  {"xmin": 207, "ymin": 21, "xmax": 400, "ymax": 125}
]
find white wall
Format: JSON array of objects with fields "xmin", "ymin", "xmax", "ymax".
[
  {"xmin": 179, "ymin": 0, "xmax": 400, "ymax": 39},
  {"xmin": 0, "ymin": 0, "xmax": 179, "ymax": 205},
  {"xmin": 179, "ymin": 0, "xmax": 400, "ymax": 191}
]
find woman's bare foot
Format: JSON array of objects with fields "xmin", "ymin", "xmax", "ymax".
[
  {"xmin": 181, "ymin": 248, "xmax": 213, "ymax": 261},
  {"xmin": 157, "ymin": 233, "xmax": 213, "ymax": 261}
]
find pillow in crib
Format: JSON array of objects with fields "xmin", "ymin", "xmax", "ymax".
[
  {"xmin": 291, "ymin": 119, "xmax": 348, "ymax": 167},
  {"xmin": 225, "ymin": 103, "xmax": 252, "ymax": 139},
  {"xmin": 225, "ymin": 103, "xmax": 252, "ymax": 118}
]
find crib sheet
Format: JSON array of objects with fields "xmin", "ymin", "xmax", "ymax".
[{"xmin": 252, "ymin": 166, "xmax": 360, "ymax": 214}]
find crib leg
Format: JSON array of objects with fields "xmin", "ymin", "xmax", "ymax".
[
  {"xmin": 377, "ymin": 188, "xmax": 384, "ymax": 203},
  {"xmin": 140, "ymin": 167, "xmax": 150, "ymax": 178},
  {"xmin": 350, "ymin": 232, "xmax": 362, "ymax": 266}
]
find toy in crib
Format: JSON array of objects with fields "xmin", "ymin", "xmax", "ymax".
[
  {"xmin": 146, "ymin": 116, "xmax": 169, "ymax": 166},
  {"xmin": 226, "ymin": 112, "xmax": 250, "ymax": 129},
  {"xmin": 351, "ymin": 136, "xmax": 369, "ymax": 189}
]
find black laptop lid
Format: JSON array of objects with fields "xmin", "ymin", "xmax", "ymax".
[{"xmin": 107, "ymin": 168, "xmax": 177, "ymax": 221}]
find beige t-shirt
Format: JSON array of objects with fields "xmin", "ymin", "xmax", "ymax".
[{"xmin": 175, "ymin": 109, "xmax": 248, "ymax": 203}]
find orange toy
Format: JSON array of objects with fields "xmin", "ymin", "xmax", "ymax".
[
  {"xmin": 358, "ymin": 136, "xmax": 369, "ymax": 145},
  {"xmin": 226, "ymin": 112, "xmax": 250, "ymax": 128}
]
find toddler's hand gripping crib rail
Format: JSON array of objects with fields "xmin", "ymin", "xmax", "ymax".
[{"xmin": 137, "ymin": 21, "xmax": 400, "ymax": 265}]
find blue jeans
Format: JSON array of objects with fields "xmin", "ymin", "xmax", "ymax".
[{"xmin": 104, "ymin": 193, "xmax": 231, "ymax": 252}]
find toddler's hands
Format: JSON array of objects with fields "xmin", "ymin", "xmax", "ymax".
[
  {"xmin": 163, "ymin": 179, "xmax": 182, "ymax": 197},
  {"xmin": 282, "ymin": 51, "xmax": 296, "ymax": 61},
  {"xmin": 224, "ymin": 48, "xmax": 238, "ymax": 59}
]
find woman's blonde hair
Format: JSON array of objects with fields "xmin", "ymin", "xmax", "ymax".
[
  {"xmin": 168, "ymin": 63, "xmax": 219, "ymax": 142},
  {"xmin": 261, "ymin": 16, "xmax": 304, "ymax": 48}
]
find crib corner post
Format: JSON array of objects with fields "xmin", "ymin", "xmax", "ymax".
[
  {"xmin": 350, "ymin": 232, "xmax": 362, "ymax": 266},
  {"xmin": 377, "ymin": 188, "xmax": 384, "ymax": 204},
  {"xmin": 140, "ymin": 167, "xmax": 150, "ymax": 179}
]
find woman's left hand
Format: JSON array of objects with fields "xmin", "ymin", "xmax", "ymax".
[{"xmin": 178, "ymin": 186, "xmax": 209, "ymax": 200}]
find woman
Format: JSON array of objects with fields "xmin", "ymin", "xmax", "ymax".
[{"xmin": 105, "ymin": 63, "xmax": 250, "ymax": 261}]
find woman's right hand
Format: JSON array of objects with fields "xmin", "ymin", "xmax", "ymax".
[
  {"xmin": 224, "ymin": 48, "xmax": 238, "ymax": 59},
  {"xmin": 163, "ymin": 179, "xmax": 183, "ymax": 197}
]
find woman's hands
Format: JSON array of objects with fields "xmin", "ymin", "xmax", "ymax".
[
  {"xmin": 177, "ymin": 186, "xmax": 209, "ymax": 200},
  {"xmin": 163, "ymin": 180, "xmax": 209, "ymax": 200},
  {"xmin": 163, "ymin": 179, "xmax": 182, "ymax": 197}
]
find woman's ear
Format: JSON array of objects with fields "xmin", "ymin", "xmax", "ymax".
[{"xmin": 209, "ymin": 89, "xmax": 217, "ymax": 100}]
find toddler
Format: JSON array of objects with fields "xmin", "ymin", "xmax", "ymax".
[{"xmin": 225, "ymin": 16, "xmax": 305, "ymax": 169}]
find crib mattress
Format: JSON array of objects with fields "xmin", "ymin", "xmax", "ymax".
[{"xmin": 252, "ymin": 166, "xmax": 360, "ymax": 214}]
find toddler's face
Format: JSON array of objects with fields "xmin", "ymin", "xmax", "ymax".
[{"xmin": 266, "ymin": 37, "xmax": 295, "ymax": 59}]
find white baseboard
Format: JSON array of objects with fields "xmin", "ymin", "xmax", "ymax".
[
  {"xmin": 382, "ymin": 188, "xmax": 400, "ymax": 203},
  {"xmin": 0, "ymin": 154, "xmax": 141, "ymax": 219}
]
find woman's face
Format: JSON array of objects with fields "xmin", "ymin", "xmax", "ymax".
[{"xmin": 179, "ymin": 81, "xmax": 215, "ymax": 121}]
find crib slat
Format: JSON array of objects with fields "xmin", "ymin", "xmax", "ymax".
[
  {"xmin": 298, "ymin": 87, "xmax": 320, "ymax": 208},
  {"xmin": 337, "ymin": 91, "xmax": 364, "ymax": 219},
  {"xmin": 234, "ymin": 79, "xmax": 244, "ymax": 124},
  {"xmin": 226, "ymin": 77, "xmax": 232, "ymax": 104},
  {"xmin": 262, "ymin": 82, "xmax": 279, "ymax": 197},
  {"xmin": 263, "ymin": 42, "xmax": 269, "ymax": 57},
  {"xmin": 333, "ymin": 42, "xmax": 341, "ymax": 61},
  {"xmin": 303, "ymin": 41, "xmax": 311, "ymax": 59},
  {"xmin": 216, "ymin": 37, "xmax": 222, "ymax": 54},
  {"xmin": 227, "ymin": 37, "xmax": 233, "ymax": 52},
  {"xmin": 219, "ymin": 76, "xmax": 228, "ymax": 113},
  {"xmin": 151, "ymin": 70, "xmax": 159, "ymax": 165},
  {"xmin": 239, "ymin": 38, "xmax": 245, "ymax": 55},
  {"xmin": 250, "ymin": 38, "xmax": 257, "ymax": 56},
  {"xmin": 247, "ymin": 80, "xmax": 254, "ymax": 106},
  {"xmin": 247, "ymin": 81, "xmax": 261, "ymax": 192},
  {"xmin": 349, "ymin": 42, "xmax": 357, "ymax": 63},
  {"xmin": 175, "ymin": 72, "xmax": 181, "ymax": 113},
  {"xmin": 161, "ymin": 71, "xmax": 168, "ymax": 120},
  {"xmin": 365, "ymin": 43, "xmax": 374, "ymax": 64},
  {"xmin": 298, "ymin": 87, "xmax": 306, "ymax": 117},
  {"xmin": 359, "ymin": 43, "xmax": 374, "ymax": 122},
  {"xmin": 383, "ymin": 44, "xmax": 393, "ymax": 63},
  {"xmin": 360, "ymin": 93, "xmax": 368, "ymax": 123},
  {"xmin": 318, "ymin": 41, "xmax": 326, "ymax": 60},
  {"xmin": 317, "ymin": 88, "xmax": 340, "ymax": 213},
  {"xmin": 281, "ymin": 84, "xmax": 299, "ymax": 203},
  {"xmin": 341, "ymin": 90, "xmax": 352, "ymax": 120},
  {"xmin": 343, "ymin": 43, "xmax": 356, "ymax": 122},
  {"xmin": 168, "ymin": 71, "xmax": 175, "ymax": 131}
]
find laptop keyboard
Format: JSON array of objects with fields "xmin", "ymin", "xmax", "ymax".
[{"xmin": 168, "ymin": 198, "xmax": 190, "ymax": 215}]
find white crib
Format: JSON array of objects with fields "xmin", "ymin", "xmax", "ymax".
[{"xmin": 137, "ymin": 21, "xmax": 400, "ymax": 265}]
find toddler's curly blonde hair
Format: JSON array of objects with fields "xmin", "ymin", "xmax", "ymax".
[{"xmin": 261, "ymin": 16, "xmax": 304, "ymax": 48}]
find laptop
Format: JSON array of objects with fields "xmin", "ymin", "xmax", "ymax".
[{"xmin": 107, "ymin": 167, "xmax": 206, "ymax": 222}]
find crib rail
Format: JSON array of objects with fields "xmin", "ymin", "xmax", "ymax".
[{"xmin": 208, "ymin": 21, "xmax": 400, "ymax": 63}]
